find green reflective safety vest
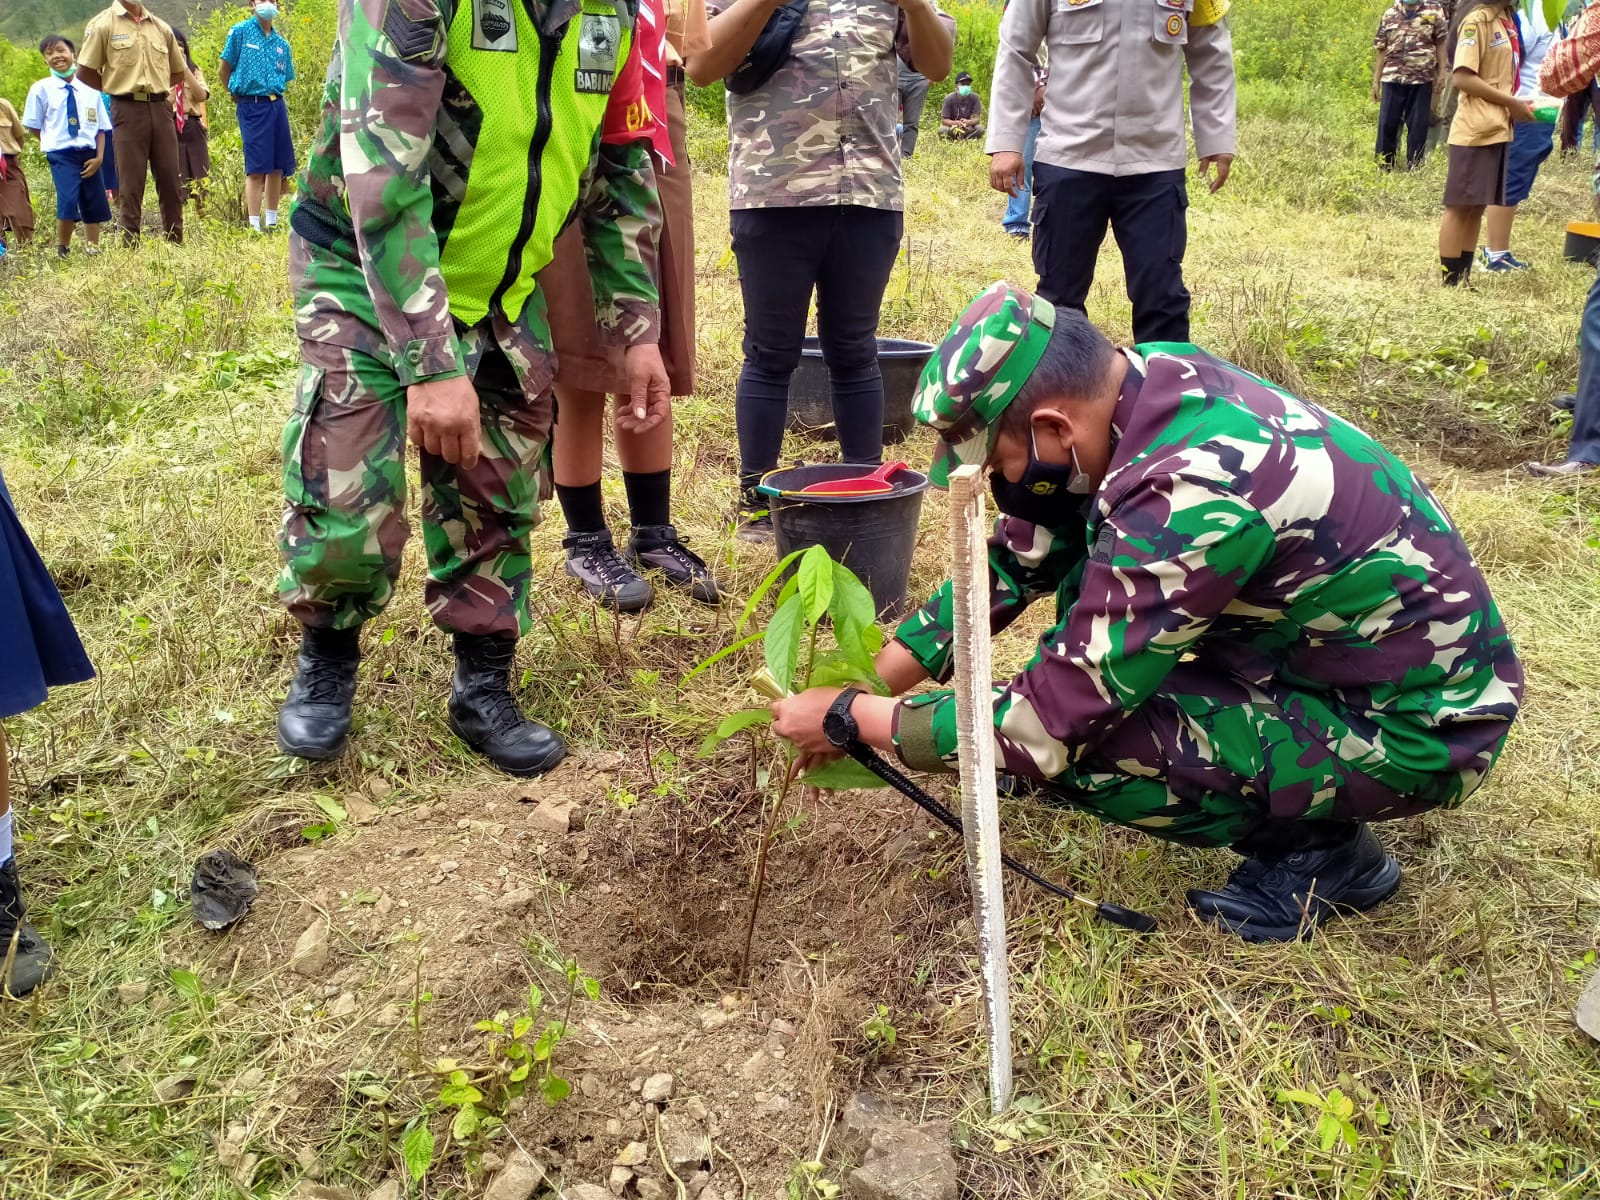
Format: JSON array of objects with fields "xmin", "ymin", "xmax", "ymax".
[{"xmin": 440, "ymin": 0, "xmax": 635, "ymax": 326}]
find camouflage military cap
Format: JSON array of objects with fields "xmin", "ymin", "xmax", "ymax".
[{"xmin": 913, "ymin": 281, "xmax": 1056, "ymax": 488}]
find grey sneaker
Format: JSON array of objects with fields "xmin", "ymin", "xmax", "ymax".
[
  {"xmin": 1525, "ymin": 459, "xmax": 1600, "ymax": 477},
  {"xmin": 627, "ymin": 524, "xmax": 721, "ymax": 605},
  {"xmin": 563, "ymin": 529, "xmax": 654, "ymax": 611},
  {"xmin": 0, "ymin": 857, "xmax": 56, "ymax": 999}
]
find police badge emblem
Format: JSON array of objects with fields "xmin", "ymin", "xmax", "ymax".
[
  {"xmin": 576, "ymin": 11, "xmax": 621, "ymax": 92},
  {"xmin": 473, "ymin": 0, "xmax": 518, "ymax": 50}
]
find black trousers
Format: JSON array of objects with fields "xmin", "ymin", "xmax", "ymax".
[
  {"xmin": 1032, "ymin": 163, "xmax": 1190, "ymax": 345},
  {"xmin": 730, "ymin": 205, "xmax": 904, "ymax": 488},
  {"xmin": 1377, "ymin": 81, "xmax": 1432, "ymax": 170}
]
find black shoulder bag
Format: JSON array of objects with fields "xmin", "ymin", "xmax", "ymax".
[{"xmin": 725, "ymin": 0, "xmax": 811, "ymax": 95}]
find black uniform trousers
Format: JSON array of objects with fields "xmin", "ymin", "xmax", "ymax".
[
  {"xmin": 1031, "ymin": 162, "xmax": 1190, "ymax": 345},
  {"xmin": 1377, "ymin": 81, "xmax": 1432, "ymax": 171}
]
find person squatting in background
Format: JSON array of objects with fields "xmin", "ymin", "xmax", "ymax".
[
  {"xmin": 23, "ymin": 35, "xmax": 112, "ymax": 259},
  {"xmin": 542, "ymin": 0, "xmax": 724, "ymax": 614}
]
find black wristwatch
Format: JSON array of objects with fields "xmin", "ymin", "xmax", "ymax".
[{"xmin": 822, "ymin": 688, "xmax": 864, "ymax": 750}]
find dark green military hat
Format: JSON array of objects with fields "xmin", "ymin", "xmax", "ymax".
[{"xmin": 913, "ymin": 281, "xmax": 1057, "ymax": 488}]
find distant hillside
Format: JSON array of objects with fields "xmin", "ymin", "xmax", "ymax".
[{"xmin": 0, "ymin": 0, "xmax": 239, "ymax": 43}]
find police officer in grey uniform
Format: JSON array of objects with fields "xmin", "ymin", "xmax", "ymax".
[{"xmin": 987, "ymin": 0, "xmax": 1236, "ymax": 343}]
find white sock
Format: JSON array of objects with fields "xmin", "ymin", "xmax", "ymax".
[
  {"xmin": 0, "ymin": 810, "xmax": 13, "ymax": 865},
  {"xmin": 249, "ymin": 215, "xmax": 262, "ymax": 231},
  {"xmin": 264, "ymin": 210, "xmax": 278, "ymax": 227}
]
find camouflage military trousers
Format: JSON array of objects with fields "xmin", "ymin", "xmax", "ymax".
[
  {"xmin": 1028, "ymin": 662, "xmax": 1493, "ymax": 850},
  {"xmin": 278, "ymin": 340, "xmax": 551, "ymax": 638}
]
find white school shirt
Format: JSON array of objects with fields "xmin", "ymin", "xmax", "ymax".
[{"xmin": 22, "ymin": 75, "xmax": 112, "ymax": 154}]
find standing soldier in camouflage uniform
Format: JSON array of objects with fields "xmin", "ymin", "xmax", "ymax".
[
  {"xmin": 1372, "ymin": 0, "xmax": 1449, "ymax": 170},
  {"xmin": 686, "ymin": 0, "xmax": 953, "ymax": 540},
  {"xmin": 772, "ymin": 282, "xmax": 1525, "ymax": 943},
  {"xmin": 276, "ymin": 0, "xmax": 668, "ymax": 776}
]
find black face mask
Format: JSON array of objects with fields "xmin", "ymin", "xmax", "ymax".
[{"xmin": 989, "ymin": 431, "xmax": 1093, "ymax": 526}]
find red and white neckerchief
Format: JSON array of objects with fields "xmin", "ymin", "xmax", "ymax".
[
  {"xmin": 174, "ymin": 79, "xmax": 187, "ymax": 133},
  {"xmin": 600, "ymin": 0, "xmax": 673, "ymax": 167}
]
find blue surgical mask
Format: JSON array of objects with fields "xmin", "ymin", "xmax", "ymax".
[
  {"xmin": 989, "ymin": 429, "xmax": 1094, "ymax": 525},
  {"xmin": 958, "ymin": 85, "xmax": 973, "ymax": 97},
  {"xmin": 50, "ymin": 66, "xmax": 76, "ymax": 80},
  {"xmin": 255, "ymin": 3, "xmax": 279, "ymax": 18}
]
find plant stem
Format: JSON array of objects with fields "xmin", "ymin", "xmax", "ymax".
[{"xmin": 739, "ymin": 756, "xmax": 802, "ymax": 988}]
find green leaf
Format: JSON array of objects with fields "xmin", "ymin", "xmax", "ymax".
[
  {"xmin": 682, "ymin": 629, "xmax": 765, "ymax": 684},
  {"xmin": 539, "ymin": 1074, "xmax": 573, "ymax": 1107},
  {"xmin": 1275, "ymin": 1089, "xmax": 1323, "ymax": 1107},
  {"xmin": 1318, "ymin": 1114, "xmax": 1339, "ymax": 1153},
  {"xmin": 402, "ymin": 1123, "xmax": 435, "ymax": 1183},
  {"xmin": 169, "ymin": 969, "xmax": 203, "ymax": 1004},
  {"xmin": 438, "ymin": 1082, "xmax": 484, "ymax": 1106},
  {"xmin": 512, "ymin": 1016, "xmax": 534, "ymax": 1040},
  {"xmin": 805, "ymin": 649, "xmax": 882, "ymax": 691},
  {"xmin": 527, "ymin": 984, "xmax": 543, "ymax": 1013},
  {"xmin": 698, "ymin": 708, "xmax": 772, "ymax": 757},
  {"xmin": 509, "ymin": 1062, "xmax": 531, "ymax": 1083},
  {"xmin": 765, "ymin": 594, "xmax": 805, "ymax": 694},
  {"xmin": 734, "ymin": 549, "xmax": 806, "ymax": 634},
  {"xmin": 584, "ymin": 978, "xmax": 600, "ymax": 1001},
  {"xmin": 797, "ymin": 544, "xmax": 835, "ymax": 626},
  {"xmin": 451, "ymin": 1105, "xmax": 480, "ymax": 1141},
  {"xmin": 313, "ymin": 795, "xmax": 347, "ymax": 823},
  {"xmin": 803, "ymin": 758, "xmax": 888, "ymax": 791},
  {"xmin": 1547, "ymin": 0, "xmax": 1568, "ymax": 34},
  {"xmin": 828, "ymin": 561, "xmax": 883, "ymax": 678}
]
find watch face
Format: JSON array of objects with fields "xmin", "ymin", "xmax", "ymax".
[{"xmin": 823, "ymin": 711, "xmax": 850, "ymax": 746}]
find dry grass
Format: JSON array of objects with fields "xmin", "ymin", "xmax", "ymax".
[{"xmin": 0, "ymin": 99, "xmax": 1597, "ymax": 1200}]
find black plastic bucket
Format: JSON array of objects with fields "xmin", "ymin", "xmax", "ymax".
[
  {"xmin": 786, "ymin": 337, "xmax": 935, "ymax": 443},
  {"xmin": 758, "ymin": 463, "xmax": 929, "ymax": 619}
]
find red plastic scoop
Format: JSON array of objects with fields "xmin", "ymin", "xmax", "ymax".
[{"xmin": 797, "ymin": 461, "xmax": 909, "ymax": 497}]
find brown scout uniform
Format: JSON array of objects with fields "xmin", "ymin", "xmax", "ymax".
[{"xmin": 0, "ymin": 98, "xmax": 33, "ymax": 241}]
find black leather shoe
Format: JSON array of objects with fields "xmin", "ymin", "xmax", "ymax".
[
  {"xmin": 1186, "ymin": 823, "xmax": 1401, "ymax": 943},
  {"xmin": 627, "ymin": 524, "xmax": 722, "ymax": 605},
  {"xmin": 0, "ymin": 857, "xmax": 56, "ymax": 998},
  {"xmin": 1551, "ymin": 391, "xmax": 1577, "ymax": 413},
  {"xmin": 446, "ymin": 634, "xmax": 567, "ymax": 777},
  {"xmin": 276, "ymin": 626, "xmax": 360, "ymax": 760}
]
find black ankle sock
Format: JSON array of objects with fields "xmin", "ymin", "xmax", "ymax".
[
  {"xmin": 1441, "ymin": 253, "xmax": 1471, "ymax": 286},
  {"xmin": 556, "ymin": 481, "xmax": 607, "ymax": 534},
  {"xmin": 623, "ymin": 469, "xmax": 672, "ymax": 529}
]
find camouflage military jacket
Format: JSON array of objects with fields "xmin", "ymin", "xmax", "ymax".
[
  {"xmin": 892, "ymin": 345, "xmax": 1524, "ymax": 792},
  {"xmin": 710, "ymin": 0, "xmax": 949, "ymax": 211},
  {"xmin": 1374, "ymin": 2, "xmax": 1447, "ymax": 86},
  {"xmin": 290, "ymin": 0, "xmax": 662, "ymax": 394}
]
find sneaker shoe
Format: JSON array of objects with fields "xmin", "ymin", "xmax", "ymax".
[
  {"xmin": 735, "ymin": 489, "xmax": 775, "ymax": 546},
  {"xmin": 1185, "ymin": 823, "xmax": 1402, "ymax": 943},
  {"xmin": 1004, "ymin": 228, "xmax": 1030, "ymax": 240},
  {"xmin": 1480, "ymin": 249, "xmax": 1531, "ymax": 272},
  {"xmin": 84, "ymin": 245, "xmax": 101, "ymax": 257},
  {"xmin": 1551, "ymin": 392, "xmax": 1577, "ymax": 413},
  {"xmin": 563, "ymin": 529, "xmax": 654, "ymax": 612},
  {"xmin": 1525, "ymin": 458, "xmax": 1600, "ymax": 477},
  {"xmin": 627, "ymin": 524, "xmax": 722, "ymax": 605}
]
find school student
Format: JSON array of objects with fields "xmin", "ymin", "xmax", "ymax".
[{"xmin": 22, "ymin": 35, "xmax": 113, "ymax": 259}]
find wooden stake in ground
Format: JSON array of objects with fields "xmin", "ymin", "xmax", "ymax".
[{"xmin": 947, "ymin": 463, "xmax": 1014, "ymax": 1114}]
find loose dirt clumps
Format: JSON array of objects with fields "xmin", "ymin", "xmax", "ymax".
[{"xmin": 192, "ymin": 753, "xmax": 975, "ymax": 1197}]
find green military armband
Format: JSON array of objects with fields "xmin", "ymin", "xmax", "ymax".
[{"xmin": 892, "ymin": 694, "xmax": 953, "ymax": 774}]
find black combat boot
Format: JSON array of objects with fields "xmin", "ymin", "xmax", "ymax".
[
  {"xmin": 0, "ymin": 856, "xmax": 55, "ymax": 998},
  {"xmin": 446, "ymin": 634, "xmax": 567, "ymax": 777},
  {"xmin": 626, "ymin": 524, "xmax": 721, "ymax": 605},
  {"xmin": 1186, "ymin": 822, "xmax": 1402, "ymax": 943},
  {"xmin": 276, "ymin": 625, "xmax": 361, "ymax": 761}
]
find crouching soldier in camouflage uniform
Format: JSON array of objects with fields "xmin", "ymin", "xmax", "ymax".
[
  {"xmin": 276, "ymin": 0, "xmax": 667, "ymax": 775},
  {"xmin": 772, "ymin": 282, "xmax": 1525, "ymax": 942}
]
